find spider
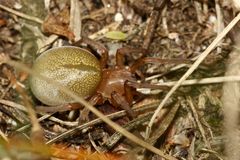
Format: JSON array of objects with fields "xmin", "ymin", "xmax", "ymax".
[{"xmin": 31, "ymin": 37, "xmax": 188, "ymax": 122}]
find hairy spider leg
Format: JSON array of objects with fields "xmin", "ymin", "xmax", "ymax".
[{"xmin": 116, "ymin": 47, "xmax": 148, "ymax": 68}]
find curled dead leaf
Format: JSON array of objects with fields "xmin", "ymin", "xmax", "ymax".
[{"xmin": 42, "ymin": 6, "xmax": 75, "ymax": 41}]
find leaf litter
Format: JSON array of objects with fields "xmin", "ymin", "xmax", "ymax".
[{"xmin": 0, "ymin": 0, "xmax": 239, "ymax": 160}]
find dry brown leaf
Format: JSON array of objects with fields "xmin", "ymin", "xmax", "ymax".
[{"xmin": 42, "ymin": 6, "xmax": 75, "ymax": 40}]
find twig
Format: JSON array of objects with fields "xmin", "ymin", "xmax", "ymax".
[
  {"xmin": 0, "ymin": 99, "xmax": 27, "ymax": 112},
  {"xmin": 88, "ymin": 133, "xmax": 103, "ymax": 153},
  {"xmin": 188, "ymin": 136, "xmax": 196, "ymax": 160},
  {"xmin": 161, "ymin": 6, "xmax": 168, "ymax": 35},
  {"xmin": 142, "ymin": 0, "xmax": 168, "ymax": 49},
  {"xmin": 201, "ymin": 148, "xmax": 224, "ymax": 160},
  {"xmin": 0, "ymin": 4, "xmax": 43, "ymax": 24},
  {"xmin": 146, "ymin": 12, "xmax": 240, "ymax": 138},
  {"xmin": 47, "ymin": 116, "xmax": 78, "ymax": 127},
  {"xmin": 186, "ymin": 96, "xmax": 211, "ymax": 148}
]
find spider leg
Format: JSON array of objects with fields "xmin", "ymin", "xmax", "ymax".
[
  {"xmin": 124, "ymin": 81, "xmax": 134, "ymax": 104},
  {"xmin": 74, "ymin": 37, "xmax": 109, "ymax": 68},
  {"xmin": 116, "ymin": 47, "xmax": 148, "ymax": 68},
  {"xmin": 79, "ymin": 93, "xmax": 103, "ymax": 124},
  {"xmin": 130, "ymin": 57, "xmax": 191, "ymax": 73},
  {"xmin": 36, "ymin": 104, "xmax": 81, "ymax": 113},
  {"xmin": 111, "ymin": 91, "xmax": 136, "ymax": 119}
]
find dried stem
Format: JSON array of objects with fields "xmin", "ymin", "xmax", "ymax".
[{"xmin": 0, "ymin": 4, "xmax": 43, "ymax": 24}]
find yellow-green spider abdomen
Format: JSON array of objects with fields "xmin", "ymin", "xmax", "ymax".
[{"xmin": 30, "ymin": 46, "xmax": 101, "ymax": 105}]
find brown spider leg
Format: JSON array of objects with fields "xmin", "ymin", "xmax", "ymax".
[
  {"xmin": 79, "ymin": 93, "xmax": 103, "ymax": 123},
  {"xmin": 74, "ymin": 37, "xmax": 109, "ymax": 68},
  {"xmin": 124, "ymin": 81, "xmax": 134, "ymax": 105},
  {"xmin": 111, "ymin": 91, "xmax": 136, "ymax": 119},
  {"xmin": 130, "ymin": 57, "xmax": 191, "ymax": 73},
  {"xmin": 116, "ymin": 47, "xmax": 148, "ymax": 68},
  {"xmin": 124, "ymin": 81, "xmax": 146, "ymax": 106},
  {"xmin": 36, "ymin": 104, "xmax": 82, "ymax": 113}
]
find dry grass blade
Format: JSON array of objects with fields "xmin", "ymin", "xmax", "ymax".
[
  {"xmin": 146, "ymin": 12, "xmax": 240, "ymax": 138},
  {"xmin": 102, "ymin": 113, "xmax": 153, "ymax": 152},
  {"xmin": 6, "ymin": 60, "xmax": 177, "ymax": 160},
  {"xmin": 156, "ymin": 76, "xmax": 240, "ymax": 87},
  {"xmin": 186, "ymin": 96, "xmax": 210, "ymax": 148},
  {"xmin": 0, "ymin": 4, "xmax": 43, "ymax": 24},
  {"xmin": 0, "ymin": 129, "xmax": 8, "ymax": 142},
  {"xmin": 70, "ymin": 0, "xmax": 81, "ymax": 41},
  {"xmin": 0, "ymin": 99, "xmax": 27, "ymax": 112}
]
